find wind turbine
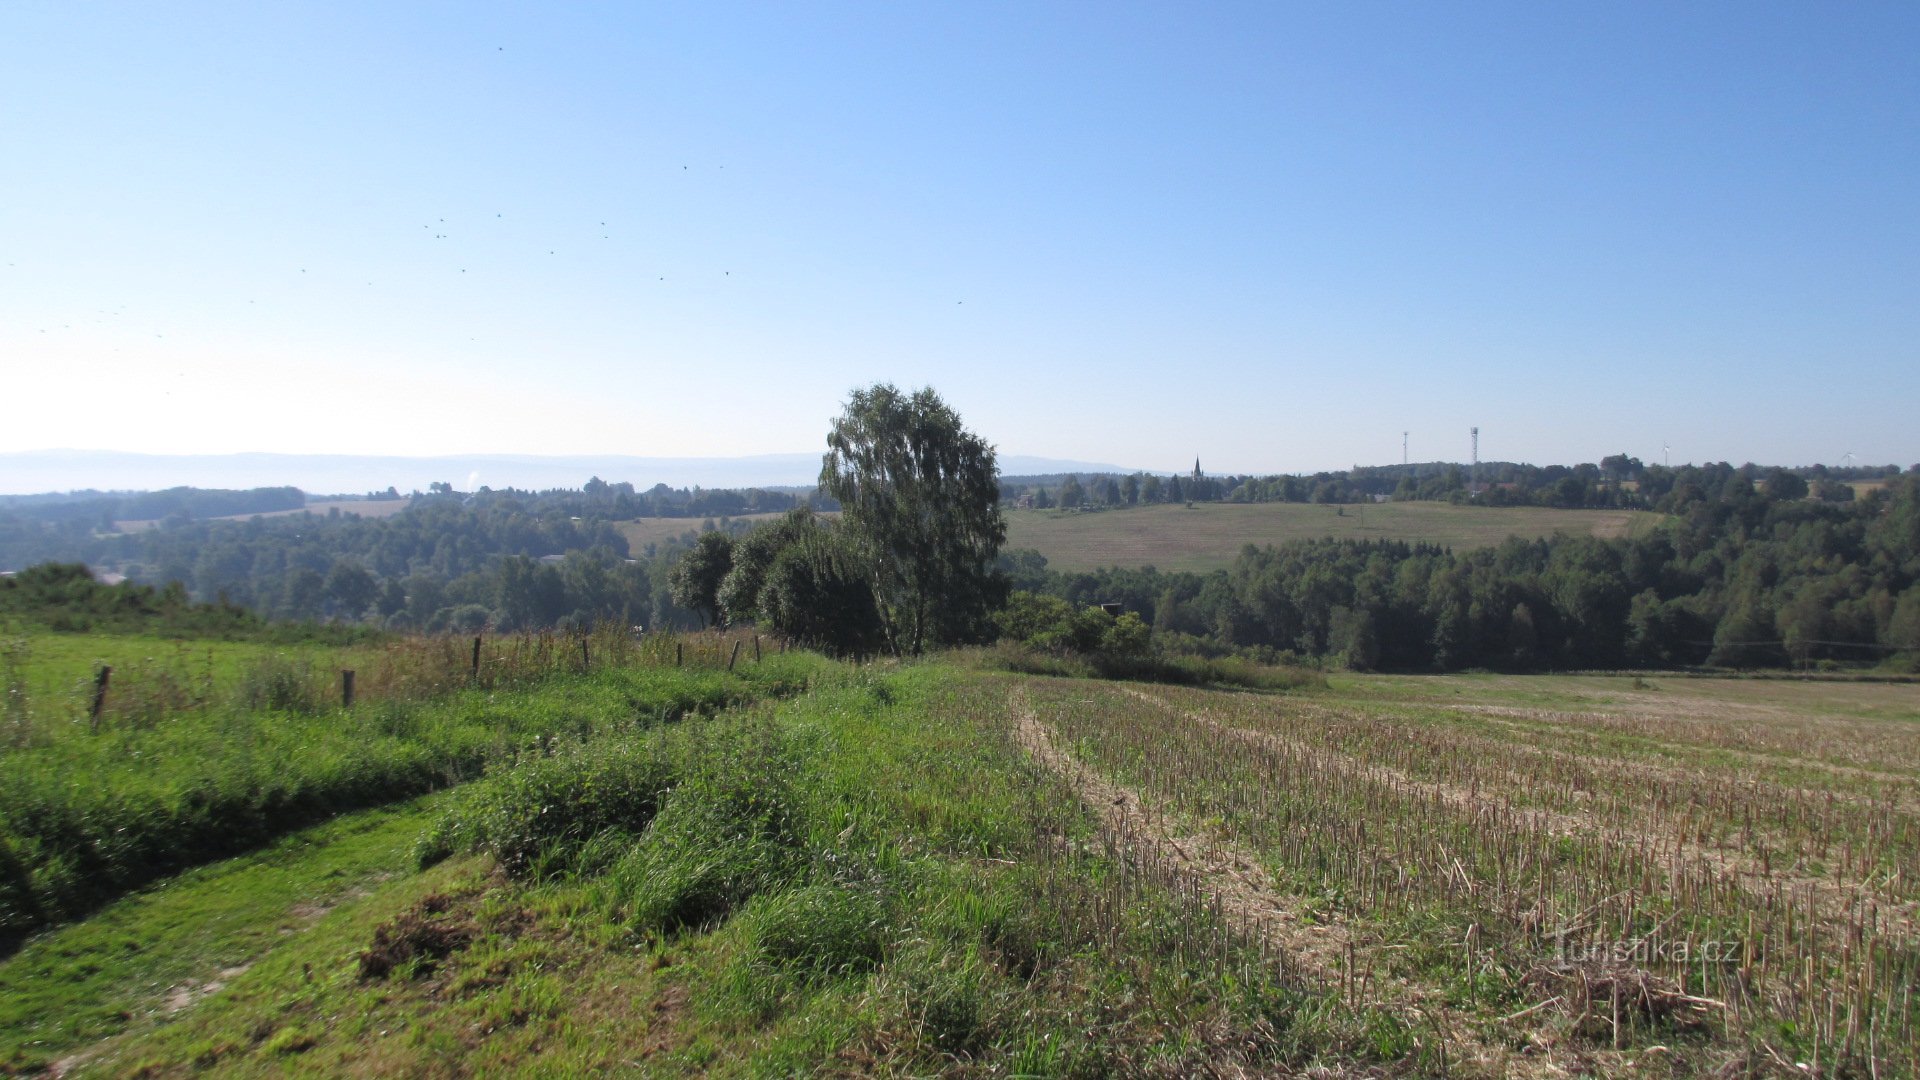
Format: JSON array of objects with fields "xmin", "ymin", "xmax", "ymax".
[
  {"xmin": 1663, "ymin": 444, "xmax": 1670, "ymax": 468},
  {"xmin": 1842, "ymin": 451, "xmax": 1857, "ymax": 471}
]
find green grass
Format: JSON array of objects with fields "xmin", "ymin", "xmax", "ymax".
[
  {"xmin": 0, "ymin": 641, "xmax": 831, "ymax": 944},
  {"xmin": 0, "ymin": 630, "xmax": 360, "ymax": 711},
  {"xmin": 0, "ymin": 794, "xmax": 444, "ymax": 1074},
  {"xmin": 34, "ymin": 666, "xmax": 1376, "ymax": 1078},
  {"xmin": 1006, "ymin": 500, "xmax": 1664, "ymax": 572},
  {"xmin": 16, "ymin": 657, "xmax": 1909, "ymax": 1075}
]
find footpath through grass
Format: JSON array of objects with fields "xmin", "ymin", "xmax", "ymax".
[
  {"xmin": 0, "ymin": 634, "xmax": 830, "ymax": 947},
  {"xmin": 0, "ymin": 795, "xmax": 444, "ymax": 1074},
  {"xmin": 20, "ymin": 664, "xmax": 1395, "ymax": 1078}
]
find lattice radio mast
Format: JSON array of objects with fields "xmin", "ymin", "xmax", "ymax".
[{"xmin": 1470, "ymin": 427, "xmax": 1480, "ymax": 496}]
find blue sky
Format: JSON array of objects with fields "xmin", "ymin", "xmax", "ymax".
[{"xmin": 3, "ymin": 1, "xmax": 1916, "ymax": 476}]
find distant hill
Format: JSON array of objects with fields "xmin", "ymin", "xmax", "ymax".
[{"xmin": 0, "ymin": 450, "xmax": 1134, "ymax": 496}]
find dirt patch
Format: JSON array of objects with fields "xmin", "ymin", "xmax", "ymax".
[
  {"xmin": 157, "ymin": 963, "xmax": 252, "ymax": 1016},
  {"xmin": 638, "ymin": 982, "xmax": 692, "ymax": 1058},
  {"xmin": 358, "ymin": 893, "xmax": 478, "ymax": 981}
]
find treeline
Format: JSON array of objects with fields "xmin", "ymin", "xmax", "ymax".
[
  {"xmin": 0, "ymin": 479, "xmax": 849, "ymax": 633},
  {"xmin": 0, "ymin": 493, "xmax": 707, "ymax": 633},
  {"xmin": 430, "ymin": 477, "xmax": 829, "ymax": 520},
  {"xmin": 0, "ymin": 486, "xmax": 305, "ymax": 526},
  {"xmin": 0, "ymin": 562, "xmax": 371, "ymax": 643},
  {"xmin": 1006, "ymin": 459, "xmax": 1912, "ymax": 512},
  {"xmin": 1006, "ymin": 475, "xmax": 1920, "ymax": 672}
]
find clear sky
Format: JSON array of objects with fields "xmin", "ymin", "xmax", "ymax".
[{"xmin": 4, "ymin": 2, "xmax": 1916, "ymax": 476}]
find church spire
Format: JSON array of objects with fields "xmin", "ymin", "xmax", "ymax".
[{"xmin": 1192, "ymin": 457, "xmax": 1202, "ymax": 482}]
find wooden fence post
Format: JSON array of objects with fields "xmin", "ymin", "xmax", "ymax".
[
  {"xmin": 579, "ymin": 635, "xmax": 590, "ymax": 672},
  {"xmin": 89, "ymin": 665, "xmax": 112, "ymax": 733},
  {"xmin": 753, "ymin": 635, "xmax": 761, "ymax": 663},
  {"xmin": 676, "ymin": 642, "xmax": 683, "ymax": 667},
  {"xmin": 341, "ymin": 669, "xmax": 355, "ymax": 709},
  {"xmin": 727, "ymin": 639, "xmax": 742, "ymax": 672},
  {"xmin": 471, "ymin": 635, "xmax": 482, "ymax": 681}
]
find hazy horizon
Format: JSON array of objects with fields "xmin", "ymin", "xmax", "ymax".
[{"xmin": 5, "ymin": 444, "xmax": 1904, "ymax": 500}]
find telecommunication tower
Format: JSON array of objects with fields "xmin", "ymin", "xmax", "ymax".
[
  {"xmin": 1470, "ymin": 427, "xmax": 1480, "ymax": 496},
  {"xmin": 1402, "ymin": 431, "xmax": 1408, "ymax": 466}
]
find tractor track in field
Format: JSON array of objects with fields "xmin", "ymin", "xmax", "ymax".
[
  {"xmin": 1435, "ymin": 704, "xmax": 1920, "ymax": 812},
  {"xmin": 1008, "ymin": 684, "xmax": 1584, "ymax": 1080},
  {"xmin": 1116, "ymin": 686, "xmax": 1917, "ymax": 935}
]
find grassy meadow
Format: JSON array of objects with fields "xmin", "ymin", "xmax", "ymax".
[
  {"xmin": 1004, "ymin": 501, "xmax": 1664, "ymax": 572},
  {"xmin": 5, "ymin": 624, "xmax": 1917, "ymax": 1077},
  {"xmin": 113, "ymin": 498, "xmax": 417, "ymax": 533}
]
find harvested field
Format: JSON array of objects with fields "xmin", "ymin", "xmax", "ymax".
[
  {"xmin": 1004, "ymin": 501, "xmax": 1664, "ymax": 572},
  {"xmin": 613, "ymin": 512, "xmax": 795, "ymax": 553},
  {"xmin": 1011, "ymin": 671, "xmax": 1920, "ymax": 1075}
]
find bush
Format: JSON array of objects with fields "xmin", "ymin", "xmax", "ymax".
[
  {"xmin": 415, "ymin": 738, "xmax": 680, "ymax": 877},
  {"xmin": 595, "ymin": 724, "xmax": 807, "ymax": 935}
]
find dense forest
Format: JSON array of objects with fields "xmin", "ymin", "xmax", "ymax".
[
  {"xmin": 1009, "ymin": 472, "xmax": 1920, "ymax": 672},
  {"xmin": 0, "ymin": 487, "xmax": 699, "ymax": 633},
  {"xmin": 4, "ymin": 460, "xmax": 1917, "ymax": 671}
]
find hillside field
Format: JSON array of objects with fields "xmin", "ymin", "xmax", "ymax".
[
  {"xmin": 1006, "ymin": 501, "xmax": 1664, "ymax": 572},
  {"xmin": 4, "ymin": 629, "xmax": 1916, "ymax": 1077},
  {"xmin": 612, "ymin": 512, "xmax": 791, "ymax": 554},
  {"xmin": 114, "ymin": 498, "xmax": 415, "ymax": 533}
]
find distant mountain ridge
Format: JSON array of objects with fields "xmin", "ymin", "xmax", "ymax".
[{"xmin": 0, "ymin": 450, "xmax": 1136, "ymax": 496}]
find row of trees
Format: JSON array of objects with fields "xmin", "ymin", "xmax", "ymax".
[
  {"xmin": 1006, "ymin": 460, "xmax": 1915, "ymax": 513},
  {"xmin": 1009, "ymin": 473, "xmax": 1920, "ymax": 671}
]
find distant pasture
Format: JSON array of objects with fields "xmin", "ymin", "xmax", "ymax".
[{"xmin": 1005, "ymin": 501, "xmax": 1664, "ymax": 573}]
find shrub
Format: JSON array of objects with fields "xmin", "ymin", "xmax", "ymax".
[
  {"xmin": 595, "ymin": 724, "xmax": 806, "ymax": 935},
  {"xmin": 415, "ymin": 739, "xmax": 679, "ymax": 877}
]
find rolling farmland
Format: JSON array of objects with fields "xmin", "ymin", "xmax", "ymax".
[
  {"xmin": 7, "ymin": 639, "xmax": 1915, "ymax": 1075},
  {"xmin": 1005, "ymin": 501, "xmax": 1664, "ymax": 572}
]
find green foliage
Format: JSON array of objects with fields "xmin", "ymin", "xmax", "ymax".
[
  {"xmin": 742, "ymin": 882, "xmax": 890, "ymax": 978},
  {"xmin": 716, "ymin": 509, "xmax": 818, "ymax": 626},
  {"xmin": 667, "ymin": 531, "xmax": 734, "ymax": 628},
  {"xmin": 757, "ymin": 539, "xmax": 887, "ymax": 657},
  {"xmin": 0, "ymin": 652, "xmax": 827, "ymax": 946},
  {"xmin": 992, "ymin": 590, "xmax": 1299, "ymax": 687},
  {"xmin": 718, "ymin": 509, "xmax": 887, "ymax": 657},
  {"xmin": 0, "ymin": 562, "xmax": 370, "ymax": 643},
  {"xmin": 1011, "ymin": 474, "xmax": 1920, "ymax": 672},
  {"xmin": 821, "ymin": 383, "xmax": 1007, "ymax": 654},
  {"xmin": 415, "ymin": 739, "xmax": 680, "ymax": 877},
  {"xmin": 595, "ymin": 722, "xmax": 807, "ymax": 935}
]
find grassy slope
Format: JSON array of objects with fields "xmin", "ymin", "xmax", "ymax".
[
  {"xmin": 9, "ymin": 663, "xmax": 1912, "ymax": 1076},
  {"xmin": 0, "ymin": 639, "xmax": 829, "ymax": 942},
  {"xmin": 113, "ymin": 498, "xmax": 416, "ymax": 533},
  {"xmin": 27, "ymin": 666, "xmax": 1366, "ymax": 1078},
  {"xmin": 1, "ymin": 631, "xmax": 362, "ymax": 704},
  {"xmin": 0, "ymin": 797, "xmax": 444, "ymax": 1074},
  {"xmin": 1005, "ymin": 501, "xmax": 1663, "ymax": 572}
]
